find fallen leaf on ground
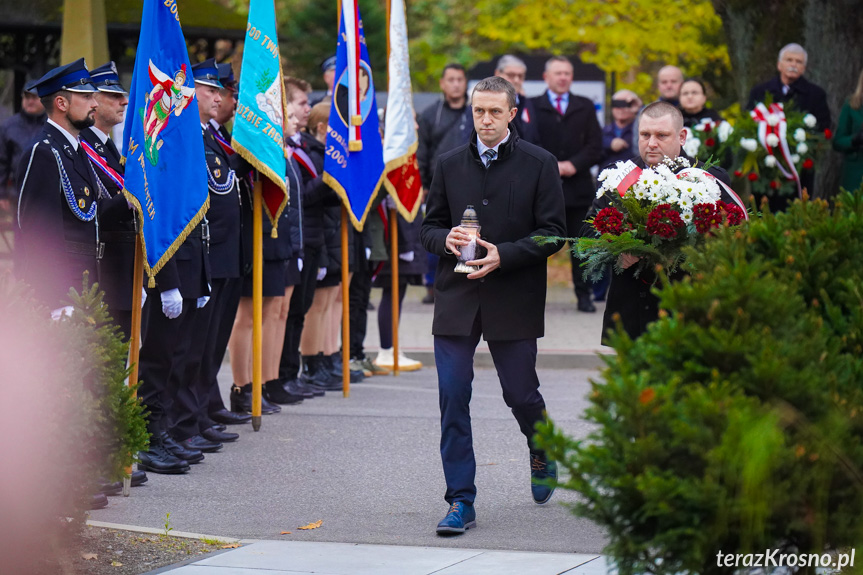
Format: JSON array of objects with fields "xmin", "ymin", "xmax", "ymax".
[
  {"xmin": 81, "ymin": 553, "xmax": 98, "ymax": 561},
  {"xmin": 280, "ymin": 531, "xmax": 292, "ymax": 535},
  {"xmin": 111, "ymin": 560, "xmax": 123, "ymax": 567},
  {"xmin": 298, "ymin": 520, "xmax": 323, "ymax": 530},
  {"xmin": 221, "ymin": 543, "xmax": 240, "ymax": 549}
]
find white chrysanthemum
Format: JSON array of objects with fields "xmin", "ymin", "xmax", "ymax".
[
  {"xmin": 596, "ymin": 188, "xmax": 606, "ymax": 199},
  {"xmin": 764, "ymin": 155, "xmax": 777, "ymax": 168},
  {"xmin": 791, "ymin": 154, "xmax": 800, "ymax": 164},
  {"xmin": 717, "ymin": 121, "xmax": 733, "ymax": 143},
  {"xmin": 797, "ymin": 142, "xmax": 809, "ymax": 155},
  {"xmin": 681, "ymin": 211, "xmax": 693, "ymax": 223},
  {"xmin": 648, "ymin": 189, "xmax": 662, "ymax": 202},
  {"xmin": 683, "ymin": 138, "xmax": 701, "ymax": 157},
  {"xmin": 741, "ymin": 138, "xmax": 758, "ymax": 152},
  {"xmin": 677, "ymin": 196, "xmax": 692, "ymax": 211},
  {"xmin": 803, "ymin": 114, "xmax": 817, "ymax": 128},
  {"xmin": 634, "ymin": 187, "xmax": 647, "ymax": 200},
  {"xmin": 767, "ymin": 113, "xmax": 781, "ymax": 126},
  {"xmin": 794, "ymin": 128, "xmax": 807, "ymax": 143},
  {"xmin": 766, "ymin": 133, "xmax": 780, "ymax": 147}
]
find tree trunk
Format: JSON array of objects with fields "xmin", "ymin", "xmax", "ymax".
[{"xmin": 803, "ymin": 0, "xmax": 863, "ymax": 198}]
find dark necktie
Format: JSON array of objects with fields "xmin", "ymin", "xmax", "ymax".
[
  {"xmin": 482, "ymin": 148, "xmax": 497, "ymax": 168},
  {"xmin": 105, "ymin": 137, "xmax": 121, "ymax": 163},
  {"xmin": 555, "ymin": 95, "xmax": 564, "ymax": 115}
]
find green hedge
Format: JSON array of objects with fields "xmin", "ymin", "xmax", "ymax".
[{"xmin": 536, "ymin": 192, "xmax": 863, "ymax": 574}]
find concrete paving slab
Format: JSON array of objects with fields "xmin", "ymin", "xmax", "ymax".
[
  {"xmin": 433, "ymin": 549, "xmax": 598, "ymax": 575},
  {"xmin": 564, "ymin": 555, "xmax": 614, "ymax": 575}
]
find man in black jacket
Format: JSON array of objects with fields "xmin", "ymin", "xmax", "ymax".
[
  {"xmin": 421, "ymin": 76, "xmax": 566, "ymax": 535},
  {"xmin": 1, "ymin": 81, "xmax": 45, "ymax": 210},
  {"xmin": 494, "ymin": 55, "xmax": 539, "ymax": 145},
  {"xmin": 747, "ymin": 43, "xmax": 831, "ymax": 130},
  {"xmin": 531, "ymin": 56, "xmax": 603, "ymax": 312},
  {"xmin": 587, "ymin": 101, "xmax": 732, "ymax": 343}
]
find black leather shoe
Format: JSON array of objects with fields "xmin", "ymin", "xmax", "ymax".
[
  {"xmin": 325, "ymin": 353, "xmax": 364, "ymax": 383},
  {"xmin": 577, "ymin": 298, "xmax": 597, "ymax": 313},
  {"xmin": 137, "ymin": 440, "xmax": 190, "ymax": 474},
  {"xmin": 131, "ymin": 470, "xmax": 148, "ymax": 486},
  {"xmin": 89, "ymin": 492, "xmax": 109, "ymax": 510},
  {"xmin": 210, "ymin": 408, "xmax": 252, "ymax": 425},
  {"xmin": 280, "ymin": 379, "xmax": 316, "ymax": 399},
  {"xmin": 230, "ymin": 383, "xmax": 281, "ymax": 414},
  {"xmin": 264, "ymin": 379, "xmax": 304, "ymax": 405},
  {"xmin": 202, "ymin": 426, "xmax": 239, "ymax": 443},
  {"xmin": 99, "ymin": 480, "xmax": 122, "ymax": 496},
  {"xmin": 160, "ymin": 432, "xmax": 205, "ymax": 463},
  {"xmin": 178, "ymin": 434, "xmax": 222, "ymax": 453},
  {"xmin": 302, "ymin": 355, "xmax": 343, "ymax": 391}
]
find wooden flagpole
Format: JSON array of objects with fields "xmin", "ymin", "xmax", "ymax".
[
  {"xmin": 341, "ymin": 206, "xmax": 350, "ymax": 397},
  {"xmin": 124, "ymin": 219, "xmax": 144, "ymax": 496},
  {"xmin": 252, "ymin": 178, "xmax": 263, "ymax": 430},
  {"xmin": 385, "ymin": 0, "xmax": 401, "ymax": 376}
]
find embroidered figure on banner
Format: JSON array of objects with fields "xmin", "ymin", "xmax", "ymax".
[{"xmin": 141, "ymin": 61, "xmax": 196, "ymax": 166}]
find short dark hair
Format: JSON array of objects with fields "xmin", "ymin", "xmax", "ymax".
[
  {"xmin": 40, "ymin": 90, "xmax": 72, "ymax": 115},
  {"xmin": 471, "ymin": 76, "xmax": 516, "ymax": 110},
  {"xmin": 442, "ymin": 63, "xmax": 466, "ymax": 78},
  {"xmin": 681, "ymin": 77, "xmax": 707, "ymax": 95},
  {"xmin": 640, "ymin": 100, "xmax": 684, "ymax": 130}
]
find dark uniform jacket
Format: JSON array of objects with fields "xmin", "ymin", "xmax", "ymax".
[
  {"xmin": 79, "ymin": 127, "xmax": 136, "ymax": 312},
  {"xmin": 420, "ymin": 127, "xmax": 566, "ymax": 340},
  {"xmin": 585, "ymin": 154, "xmax": 732, "ymax": 342},
  {"xmin": 531, "ymin": 91, "xmax": 603, "ymax": 208},
  {"xmin": 747, "ymin": 75, "xmax": 831, "ymax": 130},
  {"xmin": 513, "ymin": 95, "xmax": 540, "ymax": 145},
  {"xmin": 202, "ymin": 125, "xmax": 241, "ymax": 279},
  {"xmin": 16, "ymin": 122, "xmax": 110, "ymax": 307},
  {"xmin": 0, "ymin": 110, "xmax": 46, "ymax": 200}
]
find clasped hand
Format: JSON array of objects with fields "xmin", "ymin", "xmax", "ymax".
[{"xmin": 445, "ymin": 226, "xmax": 500, "ymax": 279}]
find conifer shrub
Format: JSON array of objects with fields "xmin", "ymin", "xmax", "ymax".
[{"xmin": 536, "ymin": 191, "xmax": 863, "ymax": 574}]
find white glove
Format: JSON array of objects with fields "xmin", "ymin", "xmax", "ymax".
[
  {"xmin": 160, "ymin": 288, "xmax": 183, "ymax": 319},
  {"xmin": 297, "ymin": 258, "xmax": 304, "ymax": 272},
  {"xmin": 141, "ymin": 287, "xmax": 147, "ymax": 309},
  {"xmin": 365, "ymin": 247, "xmax": 372, "ymax": 260},
  {"xmin": 197, "ymin": 295, "xmax": 210, "ymax": 308},
  {"xmin": 50, "ymin": 306, "xmax": 74, "ymax": 321},
  {"xmin": 316, "ymin": 267, "xmax": 327, "ymax": 281},
  {"xmin": 399, "ymin": 251, "xmax": 415, "ymax": 262}
]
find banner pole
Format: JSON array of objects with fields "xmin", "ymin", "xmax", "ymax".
[
  {"xmin": 252, "ymin": 179, "xmax": 263, "ymax": 430},
  {"xmin": 341, "ymin": 205, "xmax": 350, "ymax": 397},
  {"xmin": 389, "ymin": 207, "xmax": 400, "ymax": 375},
  {"xmin": 124, "ymin": 220, "xmax": 144, "ymax": 496}
]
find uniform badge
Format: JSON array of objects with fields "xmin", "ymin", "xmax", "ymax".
[
  {"xmin": 215, "ymin": 157, "xmax": 221, "ymax": 166},
  {"xmin": 83, "ymin": 186, "xmax": 90, "ymax": 197},
  {"xmin": 214, "ymin": 169, "xmax": 221, "ymax": 179},
  {"xmin": 78, "ymin": 198, "xmax": 87, "ymax": 209}
]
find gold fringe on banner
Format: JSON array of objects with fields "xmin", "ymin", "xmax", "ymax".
[
  {"xmin": 232, "ymin": 139, "xmax": 288, "ymax": 234},
  {"xmin": 322, "ymin": 170, "xmax": 385, "ymax": 232},
  {"xmin": 381, "ymin": 140, "xmax": 422, "ymax": 222}
]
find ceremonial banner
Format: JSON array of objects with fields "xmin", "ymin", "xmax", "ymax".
[
  {"xmin": 382, "ymin": 0, "xmax": 421, "ymax": 222},
  {"xmin": 122, "ymin": 0, "xmax": 208, "ymax": 287},
  {"xmin": 233, "ymin": 0, "xmax": 289, "ymax": 234},
  {"xmin": 323, "ymin": 0, "xmax": 385, "ymax": 231}
]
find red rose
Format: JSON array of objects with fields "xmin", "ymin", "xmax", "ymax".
[
  {"xmin": 802, "ymin": 158, "xmax": 814, "ymax": 170},
  {"xmin": 705, "ymin": 138, "xmax": 716, "ymax": 147},
  {"xmin": 769, "ymin": 180, "xmax": 780, "ymax": 189},
  {"xmin": 824, "ymin": 129, "xmax": 833, "ymax": 140},
  {"xmin": 733, "ymin": 170, "xmax": 743, "ymax": 178},
  {"xmin": 703, "ymin": 122, "xmax": 713, "ymax": 132},
  {"xmin": 593, "ymin": 206, "xmax": 629, "ymax": 236},
  {"xmin": 748, "ymin": 172, "xmax": 758, "ymax": 181}
]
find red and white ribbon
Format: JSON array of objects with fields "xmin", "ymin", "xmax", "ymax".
[
  {"xmin": 750, "ymin": 102, "xmax": 801, "ymax": 198},
  {"xmin": 343, "ymin": 0, "xmax": 363, "ymax": 151},
  {"xmin": 677, "ymin": 167, "xmax": 749, "ymax": 221},
  {"xmin": 81, "ymin": 140, "xmax": 124, "ymax": 190}
]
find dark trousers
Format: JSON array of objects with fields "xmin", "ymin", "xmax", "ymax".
[
  {"xmin": 279, "ymin": 246, "xmax": 320, "ymax": 380},
  {"xmin": 378, "ymin": 278, "xmax": 407, "ymax": 349},
  {"xmin": 566, "ymin": 205, "xmax": 592, "ymax": 300},
  {"xmin": 113, "ymin": 308, "xmax": 133, "ymax": 342},
  {"xmin": 207, "ymin": 277, "xmax": 243, "ymax": 415},
  {"xmin": 349, "ymin": 258, "xmax": 373, "ymax": 359},
  {"xmin": 434, "ymin": 315, "xmax": 547, "ymax": 505},
  {"xmin": 138, "ymin": 294, "xmax": 199, "ymax": 435}
]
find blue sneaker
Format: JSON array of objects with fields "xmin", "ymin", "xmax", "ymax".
[
  {"xmin": 436, "ymin": 501, "xmax": 476, "ymax": 535},
  {"xmin": 530, "ymin": 453, "xmax": 558, "ymax": 504}
]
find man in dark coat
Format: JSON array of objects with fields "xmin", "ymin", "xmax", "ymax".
[
  {"xmin": 494, "ymin": 55, "xmax": 539, "ymax": 145},
  {"xmin": 16, "ymin": 59, "xmax": 104, "ymax": 310},
  {"xmin": 747, "ymin": 43, "xmax": 831, "ymax": 131},
  {"xmin": 421, "ymin": 76, "xmax": 566, "ymax": 535},
  {"xmin": 530, "ymin": 56, "xmax": 603, "ymax": 312},
  {"xmin": 1, "ymin": 81, "xmax": 45, "ymax": 209},
  {"xmin": 586, "ymin": 101, "xmax": 732, "ymax": 343},
  {"xmin": 79, "ymin": 62, "xmax": 137, "ymax": 340}
]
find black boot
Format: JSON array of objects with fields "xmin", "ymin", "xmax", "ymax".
[
  {"xmin": 302, "ymin": 354, "xmax": 342, "ymax": 391},
  {"xmin": 137, "ymin": 435, "xmax": 190, "ymax": 475},
  {"xmin": 281, "ymin": 376, "xmax": 317, "ymax": 398},
  {"xmin": 263, "ymin": 378, "xmax": 304, "ymax": 405},
  {"xmin": 231, "ymin": 383, "xmax": 282, "ymax": 414},
  {"xmin": 326, "ymin": 352, "xmax": 364, "ymax": 383}
]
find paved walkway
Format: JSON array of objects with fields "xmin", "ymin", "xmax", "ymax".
[{"xmin": 90, "ymin": 283, "xmax": 613, "ymax": 573}]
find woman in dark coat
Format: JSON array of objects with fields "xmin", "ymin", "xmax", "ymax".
[{"xmin": 679, "ymin": 79, "xmax": 723, "ymax": 128}]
